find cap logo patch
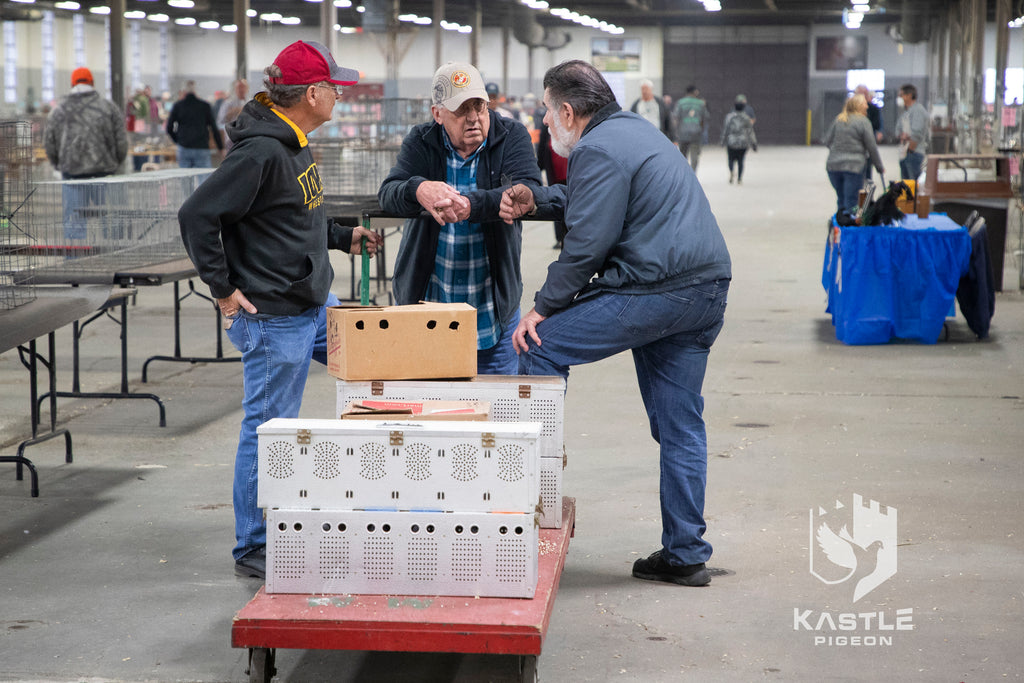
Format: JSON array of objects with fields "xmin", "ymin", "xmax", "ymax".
[{"xmin": 451, "ymin": 71, "xmax": 470, "ymax": 88}]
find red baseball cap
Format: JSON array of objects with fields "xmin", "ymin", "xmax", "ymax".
[
  {"xmin": 270, "ymin": 40, "xmax": 359, "ymax": 87},
  {"xmin": 71, "ymin": 67, "xmax": 93, "ymax": 86}
]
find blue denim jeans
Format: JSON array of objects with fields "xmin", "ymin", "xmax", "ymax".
[
  {"xmin": 900, "ymin": 150, "xmax": 924, "ymax": 181},
  {"xmin": 477, "ymin": 309, "xmax": 520, "ymax": 375},
  {"xmin": 177, "ymin": 146, "xmax": 212, "ymax": 168},
  {"xmin": 223, "ymin": 292, "xmax": 339, "ymax": 560},
  {"xmin": 827, "ymin": 170, "xmax": 865, "ymax": 214},
  {"xmin": 518, "ymin": 280, "xmax": 728, "ymax": 565}
]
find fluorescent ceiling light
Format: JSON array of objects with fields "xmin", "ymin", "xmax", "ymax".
[
  {"xmin": 334, "ymin": 0, "xmax": 353, "ymax": 6},
  {"xmin": 124, "ymin": 10, "xmax": 146, "ymax": 18},
  {"xmin": 413, "ymin": 16, "xmax": 431, "ymax": 25},
  {"xmin": 174, "ymin": 17, "xmax": 196, "ymax": 25},
  {"xmin": 246, "ymin": 9, "xmax": 256, "ymax": 17},
  {"xmin": 89, "ymin": 5, "xmax": 111, "ymax": 14},
  {"xmin": 260, "ymin": 12, "xmax": 282, "ymax": 21},
  {"xmin": 338, "ymin": 26, "xmax": 357, "ymax": 33},
  {"xmin": 54, "ymin": 1, "xmax": 80, "ymax": 8},
  {"xmin": 168, "ymin": 0, "xmax": 194, "ymax": 7},
  {"xmin": 147, "ymin": 13, "xmax": 169, "ymax": 22},
  {"xmin": 221, "ymin": 24, "xmax": 238, "ymax": 32},
  {"xmin": 199, "ymin": 20, "xmax": 220, "ymax": 29},
  {"xmin": 279, "ymin": 16, "xmax": 301, "ymax": 25}
]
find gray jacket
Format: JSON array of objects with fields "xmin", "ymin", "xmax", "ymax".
[
  {"xmin": 44, "ymin": 86, "xmax": 127, "ymax": 178},
  {"xmin": 898, "ymin": 101, "xmax": 930, "ymax": 154},
  {"xmin": 823, "ymin": 114, "xmax": 884, "ymax": 175},
  {"xmin": 531, "ymin": 104, "xmax": 731, "ymax": 317}
]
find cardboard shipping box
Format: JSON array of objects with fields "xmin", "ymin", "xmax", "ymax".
[
  {"xmin": 340, "ymin": 399, "xmax": 490, "ymax": 421},
  {"xmin": 327, "ymin": 302, "xmax": 476, "ymax": 381}
]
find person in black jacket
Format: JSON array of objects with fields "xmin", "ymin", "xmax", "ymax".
[
  {"xmin": 166, "ymin": 80, "xmax": 223, "ymax": 167},
  {"xmin": 178, "ymin": 41, "xmax": 381, "ymax": 580},
  {"xmin": 378, "ymin": 61, "xmax": 543, "ymax": 374}
]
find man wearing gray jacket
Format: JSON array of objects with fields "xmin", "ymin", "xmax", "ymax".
[
  {"xmin": 897, "ymin": 83, "xmax": 929, "ymax": 181},
  {"xmin": 500, "ymin": 60, "xmax": 731, "ymax": 588}
]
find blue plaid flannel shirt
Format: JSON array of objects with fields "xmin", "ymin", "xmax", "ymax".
[{"xmin": 424, "ymin": 131, "xmax": 499, "ymax": 350}]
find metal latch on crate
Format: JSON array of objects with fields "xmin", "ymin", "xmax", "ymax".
[
  {"xmin": 296, "ymin": 429, "xmax": 311, "ymax": 445},
  {"xmin": 372, "ymin": 380, "xmax": 385, "ymax": 396},
  {"xmin": 390, "ymin": 430, "xmax": 404, "ymax": 446},
  {"xmin": 481, "ymin": 432, "xmax": 495, "ymax": 447},
  {"xmin": 518, "ymin": 384, "xmax": 531, "ymax": 399}
]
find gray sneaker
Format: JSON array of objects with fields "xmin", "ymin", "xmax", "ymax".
[
  {"xmin": 632, "ymin": 549, "xmax": 710, "ymax": 586},
  {"xmin": 234, "ymin": 547, "xmax": 266, "ymax": 579}
]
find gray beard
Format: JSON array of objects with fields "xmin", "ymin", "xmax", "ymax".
[{"xmin": 550, "ymin": 117, "xmax": 578, "ymax": 158}]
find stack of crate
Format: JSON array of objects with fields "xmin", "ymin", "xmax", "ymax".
[
  {"xmin": 335, "ymin": 376, "xmax": 566, "ymax": 528},
  {"xmin": 257, "ymin": 417, "xmax": 544, "ymax": 597}
]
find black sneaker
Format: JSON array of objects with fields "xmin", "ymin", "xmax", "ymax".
[
  {"xmin": 632, "ymin": 549, "xmax": 710, "ymax": 586},
  {"xmin": 235, "ymin": 547, "xmax": 266, "ymax": 579}
]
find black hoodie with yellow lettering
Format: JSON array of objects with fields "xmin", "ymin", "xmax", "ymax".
[{"xmin": 179, "ymin": 92, "xmax": 354, "ymax": 317}]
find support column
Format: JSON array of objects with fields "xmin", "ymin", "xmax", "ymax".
[
  {"xmin": 995, "ymin": 0, "xmax": 1011, "ymax": 146},
  {"xmin": 434, "ymin": 0, "xmax": 444, "ymax": 68},
  {"xmin": 469, "ymin": 0, "xmax": 481, "ymax": 67},
  {"xmin": 320, "ymin": 0, "xmax": 337, "ymax": 58},
  {"xmin": 234, "ymin": 0, "xmax": 250, "ymax": 82},
  {"xmin": 109, "ymin": 0, "xmax": 126, "ymax": 112}
]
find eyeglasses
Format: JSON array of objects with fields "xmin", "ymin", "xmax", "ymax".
[
  {"xmin": 314, "ymin": 83, "xmax": 344, "ymax": 97},
  {"xmin": 451, "ymin": 99, "xmax": 487, "ymax": 118}
]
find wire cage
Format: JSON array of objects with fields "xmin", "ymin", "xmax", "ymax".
[
  {"xmin": 309, "ymin": 98, "xmax": 431, "ymax": 210},
  {"xmin": 12, "ymin": 168, "xmax": 211, "ymax": 285},
  {"xmin": 1, "ymin": 120, "xmax": 36, "ymax": 310}
]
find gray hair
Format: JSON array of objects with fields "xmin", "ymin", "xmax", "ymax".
[
  {"xmin": 183, "ymin": 80, "xmax": 196, "ymax": 94},
  {"xmin": 639, "ymin": 78, "xmax": 653, "ymax": 89},
  {"xmin": 543, "ymin": 60, "xmax": 616, "ymax": 119},
  {"xmin": 263, "ymin": 64, "xmax": 309, "ymax": 108}
]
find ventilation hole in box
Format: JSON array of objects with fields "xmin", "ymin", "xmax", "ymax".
[
  {"xmin": 404, "ymin": 442, "xmax": 432, "ymax": 481},
  {"xmin": 408, "ymin": 538, "xmax": 438, "ymax": 581},
  {"xmin": 379, "ymin": 319, "xmax": 389, "ymax": 329},
  {"xmin": 367, "ymin": 524, "xmax": 376, "ymax": 532},
  {"xmin": 355, "ymin": 320, "xmax": 364, "ymax": 330},
  {"xmin": 515, "ymin": 526, "xmax": 524, "ymax": 535},
  {"xmin": 541, "ymin": 470, "xmax": 558, "ymax": 507},
  {"xmin": 496, "ymin": 538, "xmax": 528, "ymax": 582},
  {"xmin": 322, "ymin": 522, "xmax": 332, "ymax": 532},
  {"xmin": 382, "ymin": 524, "xmax": 391, "ymax": 533},
  {"xmin": 451, "ymin": 540, "xmax": 482, "ymax": 581},
  {"xmin": 426, "ymin": 320, "xmax": 437, "ymax": 329},
  {"xmin": 449, "ymin": 321, "xmax": 459, "ymax": 330},
  {"xmin": 426, "ymin": 524, "xmax": 435, "ymax": 533},
  {"xmin": 530, "ymin": 399, "xmax": 558, "ymax": 437},
  {"xmin": 363, "ymin": 538, "xmax": 394, "ymax": 580},
  {"xmin": 277, "ymin": 522, "xmax": 287, "ymax": 532},
  {"xmin": 313, "ymin": 441, "xmax": 341, "ymax": 479},
  {"xmin": 411, "ymin": 524, "xmax": 420, "ymax": 533},
  {"xmin": 455, "ymin": 525, "xmax": 464, "ymax": 534},
  {"xmin": 497, "ymin": 444, "xmax": 526, "ymax": 482},
  {"xmin": 293, "ymin": 522, "xmax": 303, "ymax": 532},
  {"xmin": 359, "ymin": 442, "xmax": 387, "ymax": 480},
  {"xmin": 450, "ymin": 443, "xmax": 479, "ymax": 481},
  {"xmin": 470, "ymin": 525, "xmax": 479, "ymax": 534},
  {"xmin": 265, "ymin": 441, "xmax": 295, "ymax": 479},
  {"xmin": 319, "ymin": 538, "xmax": 350, "ymax": 579},
  {"xmin": 499, "ymin": 526, "xmax": 508, "ymax": 535},
  {"xmin": 274, "ymin": 538, "xmax": 306, "ymax": 579},
  {"xmin": 491, "ymin": 398, "xmax": 519, "ymax": 421}
]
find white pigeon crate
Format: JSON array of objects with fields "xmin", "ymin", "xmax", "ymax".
[
  {"xmin": 335, "ymin": 376, "xmax": 566, "ymax": 528},
  {"xmin": 257, "ymin": 418, "xmax": 542, "ymax": 514},
  {"xmin": 266, "ymin": 508, "xmax": 538, "ymax": 598}
]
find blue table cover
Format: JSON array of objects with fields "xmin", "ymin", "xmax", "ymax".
[{"xmin": 822, "ymin": 214, "xmax": 972, "ymax": 344}]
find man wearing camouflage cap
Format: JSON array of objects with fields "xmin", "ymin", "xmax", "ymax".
[{"xmin": 379, "ymin": 62, "xmax": 542, "ymax": 374}]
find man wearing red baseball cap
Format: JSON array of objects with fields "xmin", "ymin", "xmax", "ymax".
[{"xmin": 179, "ymin": 41, "xmax": 380, "ymax": 580}]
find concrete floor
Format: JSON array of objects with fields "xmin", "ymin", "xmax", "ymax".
[{"xmin": 1, "ymin": 146, "xmax": 1023, "ymax": 682}]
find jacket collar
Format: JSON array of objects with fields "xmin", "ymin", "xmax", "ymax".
[{"xmin": 581, "ymin": 101, "xmax": 621, "ymax": 139}]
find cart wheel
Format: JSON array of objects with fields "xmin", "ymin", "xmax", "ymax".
[
  {"xmin": 518, "ymin": 654, "xmax": 538, "ymax": 682},
  {"xmin": 247, "ymin": 647, "xmax": 276, "ymax": 683}
]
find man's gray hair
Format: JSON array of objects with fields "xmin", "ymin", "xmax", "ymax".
[
  {"xmin": 639, "ymin": 78, "xmax": 653, "ymax": 89},
  {"xmin": 184, "ymin": 80, "xmax": 196, "ymax": 94},
  {"xmin": 543, "ymin": 60, "xmax": 616, "ymax": 119},
  {"xmin": 263, "ymin": 64, "xmax": 308, "ymax": 108}
]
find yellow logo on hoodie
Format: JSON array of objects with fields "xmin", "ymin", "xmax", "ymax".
[{"xmin": 298, "ymin": 163, "xmax": 324, "ymax": 210}]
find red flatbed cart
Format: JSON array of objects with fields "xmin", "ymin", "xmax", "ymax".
[{"xmin": 232, "ymin": 498, "xmax": 575, "ymax": 683}]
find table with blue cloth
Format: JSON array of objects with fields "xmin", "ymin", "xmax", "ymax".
[{"xmin": 822, "ymin": 213, "xmax": 972, "ymax": 344}]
